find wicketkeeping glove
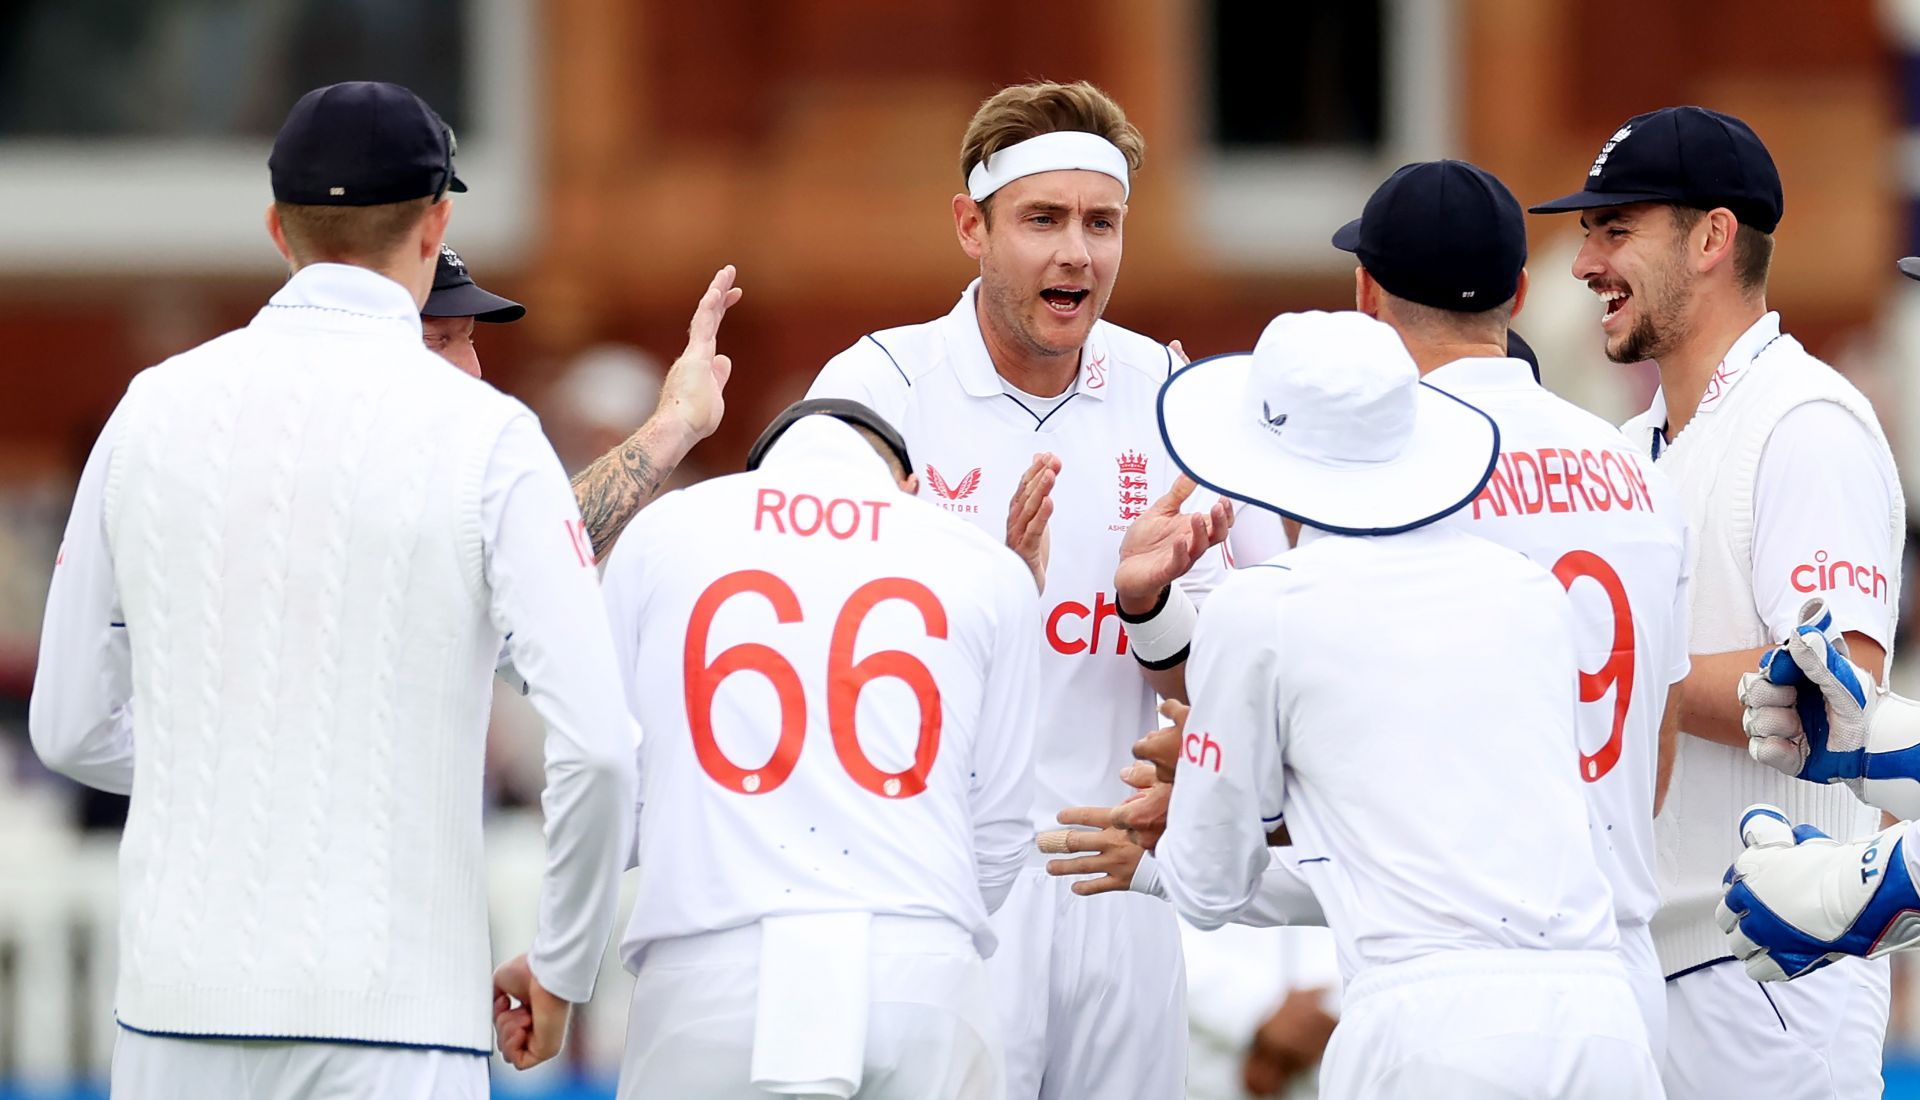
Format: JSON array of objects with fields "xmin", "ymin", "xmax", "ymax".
[
  {"xmin": 1739, "ymin": 598, "xmax": 1920, "ymax": 818},
  {"xmin": 1717, "ymin": 805, "xmax": 1920, "ymax": 981}
]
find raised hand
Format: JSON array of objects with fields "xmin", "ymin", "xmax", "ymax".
[
  {"xmin": 656, "ymin": 265, "xmax": 744, "ymax": 443},
  {"xmin": 1005, "ymin": 453, "xmax": 1059, "ymax": 593},
  {"xmin": 1114, "ymin": 476, "xmax": 1232, "ymax": 611}
]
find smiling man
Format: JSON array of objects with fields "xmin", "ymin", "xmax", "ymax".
[
  {"xmin": 1532, "ymin": 106, "xmax": 1905, "ymax": 1100},
  {"xmin": 806, "ymin": 80, "xmax": 1230, "ymax": 1099}
]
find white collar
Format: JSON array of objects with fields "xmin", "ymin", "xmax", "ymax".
[
  {"xmin": 255, "ymin": 263, "xmax": 423, "ymax": 337},
  {"xmin": 1645, "ymin": 310, "xmax": 1787, "ymax": 430},
  {"xmin": 940, "ymin": 279, "xmax": 1112, "ymax": 401},
  {"xmin": 1422, "ymin": 357, "xmax": 1535, "ymax": 395},
  {"xmin": 758, "ymin": 415, "xmax": 902, "ymax": 490}
]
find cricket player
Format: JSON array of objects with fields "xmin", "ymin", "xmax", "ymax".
[
  {"xmin": 804, "ymin": 80, "xmax": 1229, "ymax": 1098},
  {"xmin": 416, "ymin": 242, "xmax": 743, "ymax": 563},
  {"xmin": 28, "ymin": 82, "xmax": 636, "ymax": 1096},
  {"xmin": 1152, "ymin": 309, "xmax": 1657, "ymax": 1098},
  {"xmin": 1342, "ymin": 158, "xmax": 1690, "ymax": 1054},
  {"xmin": 1531, "ymin": 106, "xmax": 1904, "ymax": 1099},
  {"xmin": 1051, "ymin": 159, "xmax": 1690, "ymax": 1060},
  {"xmin": 597, "ymin": 399, "xmax": 1039, "ymax": 1099},
  {"xmin": 421, "ymin": 242, "xmax": 526, "ymax": 378}
]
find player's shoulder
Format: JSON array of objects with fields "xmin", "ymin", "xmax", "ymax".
[
  {"xmin": 1092, "ymin": 319, "xmax": 1178, "ymax": 382},
  {"xmin": 822, "ymin": 317, "xmax": 945, "ymax": 389}
]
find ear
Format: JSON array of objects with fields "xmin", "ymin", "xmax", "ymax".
[
  {"xmin": 1510, "ymin": 268, "xmax": 1529, "ymax": 320},
  {"xmin": 264, "ymin": 203, "xmax": 296, "ymax": 268},
  {"xmin": 421, "ymin": 198, "xmax": 453, "ymax": 262},
  {"xmin": 900, "ymin": 472, "xmax": 921, "ymax": 495},
  {"xmin": 954, "ymin": 194, "xmax": 987, "ymax": 262},
  {"xmin": 1696, "ymin": 207, "xmax": 1739, "ymax": 276},
  {"xmin": 1354, "ymin": 266, "xmax": 1382, "ymax": 318}
]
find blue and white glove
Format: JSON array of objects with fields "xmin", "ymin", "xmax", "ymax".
[
  {"xmin": 1739, "ymin": 597, "xmax": 1920, "ymax": 819},
  {"xmin": 1716, "ymin": 804, "xmax": 1920, "ymax": 981}
]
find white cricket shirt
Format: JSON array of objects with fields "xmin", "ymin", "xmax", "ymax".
[
  {"xmin": 601, "ymin": 417, "xmax": 1040, "ymax": 965},
  {"xmin": 807, "ymin": 282, "xmax": 1227, "ymax": 831},
  {"xmin": 1431, "ymin": 357, "xmax": 1692, "ymax": 925},
  {"xmin": 1156, "ymin": 524, "xmax": 1619, "ymax": 979},
  {"xmin": 29, "ymin": 264, "xmax": 635, "ymax": 1050}
]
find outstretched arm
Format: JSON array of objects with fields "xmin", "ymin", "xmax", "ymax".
[{"xmin": 571, "ymin": 265, "xmax": 742, "ymax": 560}]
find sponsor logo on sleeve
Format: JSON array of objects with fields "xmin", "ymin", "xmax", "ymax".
[
  {"xmin": 1791, "ymin": 550, "xmax": 1891, "ymax": 603},
  {"xmin": 565, "ymin": 519, "xmax": 593, "ymax": 567},
  {"xmin": 1183, "ymin": 730, "xmax": 1223, "ymax": 772}
]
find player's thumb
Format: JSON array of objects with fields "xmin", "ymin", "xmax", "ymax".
[
  {"xmin": 1738, "ymin": 804, "xmax": 1797, "ymax": 850},
  {"xmin": 711, "ymin": 352, "xmax": 733, "ymax": 388}
]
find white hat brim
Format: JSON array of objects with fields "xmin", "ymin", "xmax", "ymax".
[{"xmin": 1158, "ymin": 353, "xmax": 1501, "ymax": 535}]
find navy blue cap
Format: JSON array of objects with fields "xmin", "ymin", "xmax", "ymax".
[
  {"xmin": 424, "ymin": 245, "xmax": 524, "ymax": 323},
  {"xmin": 1529, "ymin": 106, "xmax": 1781, "ymax": 233},
  {"xmin": 270, "ymin": 82, "xmax": 467, "ymax": 206},
  {"xmin": 1331, "ymin": 160, "xmax": 1526, "ymax": 313}
]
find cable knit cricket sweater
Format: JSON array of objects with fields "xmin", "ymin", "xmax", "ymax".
[{"xmin": 101, "ymin": 267, "xmax": 525, "ymax": 1052}]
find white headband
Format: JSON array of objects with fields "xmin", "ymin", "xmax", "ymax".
[{"xmin": 967, "ymin": 131, "xmax": 1130, "ymax": 202}]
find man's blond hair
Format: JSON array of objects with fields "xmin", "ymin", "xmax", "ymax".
[
  {"xmin": 958, "ymin": 81, "xmax": 1145, "ymax": 213},
  {"xmin": 274, "ymin": 197, "xmax": 435, "ymax": 266}
]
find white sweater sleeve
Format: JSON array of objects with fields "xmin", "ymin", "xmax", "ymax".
[
  {"xmin": 1156, "ymin": 573, "xmax": 1288, "ymax": 930},
  {"xmin": 1132, "ymin": 848, "xmax": 1327, "ymax": 927},
  {"xmin": 483, "ymin": 416, "xmax": 639, "ymax": 1004},
  {"xmin": 30, "ymin": 407, "xmax": 136, "ymax": 794},
  {"xmin": 969, "ymin": 554, "xmax": 1043, "ymax": 913}
]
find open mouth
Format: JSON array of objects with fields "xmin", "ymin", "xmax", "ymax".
[
  {"xmin": 1594, "ymin": 285, "xmax": 1632, "ymax": 329},
  {"xmin": 1041, "ymin": 287, "xmax": 1091, "ymax": 314}
]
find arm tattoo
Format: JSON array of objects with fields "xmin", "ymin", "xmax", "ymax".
[{"xmin": 570, "ymin": 434, "xmax": 673, "ymax": 560}]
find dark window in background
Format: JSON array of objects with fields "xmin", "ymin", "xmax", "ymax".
[
  {"xmin": 0, "ymin": 0, "xmax": 469, "ymax": 139},
  {"xmin": 1207, "ymin": 0, "xmax": 1385, "ymax": 150}
]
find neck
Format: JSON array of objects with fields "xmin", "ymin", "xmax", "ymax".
[
  {"xmin": 1404, "ymin": 338, "xmax": 1506, "ymax": 377},
  {"xmin": 1654, "ymin": 296, "xmax": 1767, "ymax": 437},
  {"xmin": 975, "ymin": 293, "xmax": 1078, "ymax": 397}
]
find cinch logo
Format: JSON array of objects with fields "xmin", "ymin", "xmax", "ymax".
[
  {"xmin": 925, "ymin": 465, "xmax": 981, "ymax": 514},
  {"xmin": 1183, "ymin": 730, "xmax": 1222, "ymax": 773},
  {"xmin": 1791, "ymin": 550, "xmax": 1890, "ymax": 603},
  {"xmin": 1046, "ymin": 592, "xmax": 1131, "ymax": 656}
]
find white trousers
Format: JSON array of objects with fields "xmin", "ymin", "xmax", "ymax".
[
  {"xmin": 986, "ymin": 864, "xmax": 1187, "ymax": 1100},
  {"xmin": 1318, "ymin": 949, "xmax": 1663, "ymax": 1100},
  {"xmin": 1661, "ymin": 955, "xmax": 1887, "ymax": 1100},
  {"xmin": 618, "ymin": 916, "xmax": 1001, "ymax": 1099},
  {"xmin": 110, "ymin": 1028, "xmax": 488, "ymax": 1100},
  {"xmin": 1619, "ymin": 920, "xmax": 1668, "ymax": 1065}
]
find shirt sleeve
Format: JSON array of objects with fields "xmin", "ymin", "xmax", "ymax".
[
  {"xmin": 805, "ymin": 340, "xmax": 913, "ymax": 431},
  {"xmin": 1154, "ymin": 573, "xmax": 1287, "ymax": 930},
  {"xmin": 483, "ymin": 415, "xmax": 640, "ymax": 1004},
  {"xmin": 968, "ymin": 553, "xmax": 1043, "ymax": 914},
  {"xmin": 29, "ymin": 407, "xmax": 135, "ymax": 794},
  {"xmin": 597, "ymin": 512, "xmax": 658, "ymax": 871},
  {"xmin": 1751, "ymin": 402, "xmax": 1903, "ymax": 651}
]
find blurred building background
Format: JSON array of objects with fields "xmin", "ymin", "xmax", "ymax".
[{"xmin": 4, "ymin": 0, "xmax": 1920, "ymax": 1096}]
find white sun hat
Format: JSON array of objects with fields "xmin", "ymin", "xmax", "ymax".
[{"xmin": 1158, "ymin": 310, "xmax": 1500, "ymax": 535}]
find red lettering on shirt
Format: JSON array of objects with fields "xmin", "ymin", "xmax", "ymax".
[
  {"xmin": 1183, "ymin": 731, "xmax": 1223, "ymax": 772},
  {"xmin": 1790, "ymin": 551, "xmax": 1891, "ymax": 603},
  {"xmin": 1466, "ymin": 449, "xmax": 1654, "ymax": 521},
  {"xmin": 753, "ymin": 487, "xmax": 890, "ymax": 541},
  {"xmin": 1045, "ymin": 591, "xmax": 1131, "ymax": 656},
  {"xmin": 566, "ymin": 519, "xmax": 593, "ymax": 567}
]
